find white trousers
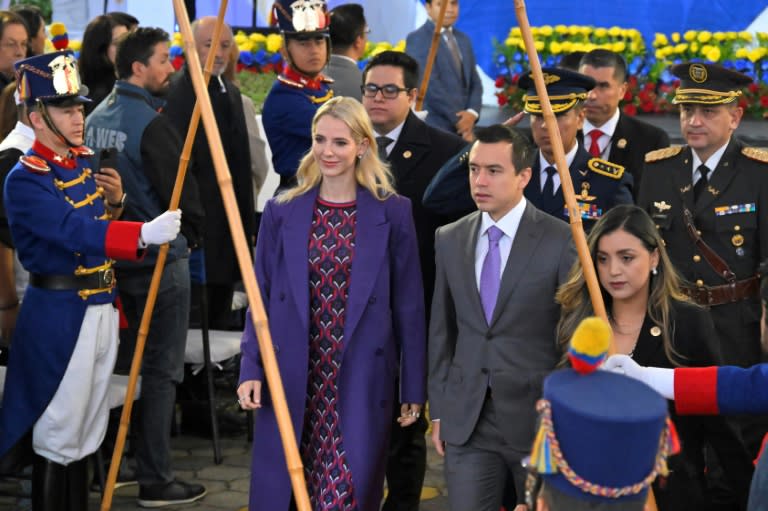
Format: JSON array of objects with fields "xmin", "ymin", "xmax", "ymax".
[{"xmin": 33, "ymin": 303, "xmax": 118, "ymax": 465}]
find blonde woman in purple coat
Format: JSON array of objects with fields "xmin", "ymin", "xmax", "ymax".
[{"xmin": 238, "ymin": 96, "xmax": 427, "ymax": 511}]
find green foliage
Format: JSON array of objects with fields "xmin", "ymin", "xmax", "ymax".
[
  {"xmin": 236, "ymin": 71, "xmax": 276, "ymax": 113},
  {"xmin": 10, "ymin": 0, "xmax": 52, "ymax": 22}
]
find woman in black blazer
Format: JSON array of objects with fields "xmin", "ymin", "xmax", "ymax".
[{"xmin": 556, "ymin": 204, "xmax": 753, "ymax": 510}]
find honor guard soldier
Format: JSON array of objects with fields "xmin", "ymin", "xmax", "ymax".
[
  {"xmin": 263, "ymin": 0, "xmax": 334, "ymax": 191},
  {"xmin": 638, "ymin": 63, "xmax": 768, "ymax": 369},
  {"xmin": 0, "ymin": 50, "xmax": 181, "ymax": 510},
  {"xmin": 520, "ymin": 67, "xmax": 633, "ymax": 230},
  {"xmin": 528, "ymin": 318, "xmax": 672, "ymax": 511}
]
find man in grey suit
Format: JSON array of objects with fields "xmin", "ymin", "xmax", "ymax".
[
  {"xmin": 429, "ymin": 125, "xmax": 576, "ymax": 511},
  {"xmin": 324, "ymin": 3, "xmax": 367, "ymax": 100}
]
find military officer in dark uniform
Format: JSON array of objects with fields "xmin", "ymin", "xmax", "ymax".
[
  {"xmin": 520, "ymin": 67, "xmax": 633, "ymax": 230},
  {"xmin": 423, "ymin": 68, "xmax": 633, "ymax": 227},
  {"xmin": 638, "ymin": 63, "xmax": 767, "ymax": 368},
  {"xmin": 262, "ymin": 0, "xmax": 334, "ymax": 191},
  {"xmin": 638, "ymin": 63, "xmax": 768, "ymax": 465}
]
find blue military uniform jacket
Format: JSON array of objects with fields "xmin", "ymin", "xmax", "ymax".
[
  {"xmin": 261, "ymin": 67, "xmax": 334, "ymax": 178},
  {"xmin": 526, "ymin": 145, "xmax": 634, "ymax": 229},
  {"xmin": 0, "ymin": 141, "xmax": 142, "ymax": 460}
]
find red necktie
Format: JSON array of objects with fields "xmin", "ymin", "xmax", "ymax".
[{"xmin": 588, "ymin": 129, "xmax": 603, "ymax": 158}]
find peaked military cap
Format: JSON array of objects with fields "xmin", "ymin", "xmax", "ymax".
[
  {"xmin": 519, "ymin": 67, "xmax": 595, "ymax": 114},
  {"xmin": 671, "ymin": 62, "xmax": 752, "ymax": 105}
]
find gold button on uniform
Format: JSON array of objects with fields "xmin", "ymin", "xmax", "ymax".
[
  {"xmin": 696, "ymin": 279, "xmax": 704, "ymax": 287},
  {"xmin": 696, "ymin": 230, "xmax": 702, "ymax": 236},
  {"xmin": 734, "ymin": 225, "xmax": 741, "ymax": 231},
  {"xmin": 693, "ymin": 255, "xmax": 701, "ymax": 262}
]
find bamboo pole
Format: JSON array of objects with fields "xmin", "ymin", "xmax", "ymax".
[
  {"xmin": 513, "ymin": 1, "xmax": 656, "ymax": 508},
  {"xmin": 415, "ymin": 0, "xmax": 449, "ymax": 111},
  {"xmin": 171, "ymin": 1, "xmax": 312, "ymax": 510},
  {"xmin": 99, "ymin": 2, "xmax": 229, "ymax": 509},
  {"xmin": 512, "ymin": 0, "xmax": 607, "ymax": 324}
]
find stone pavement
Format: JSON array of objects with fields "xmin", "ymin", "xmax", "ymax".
[{"xmin": 0, "ymin": 428, "xmax": 450, "ymax": 510}]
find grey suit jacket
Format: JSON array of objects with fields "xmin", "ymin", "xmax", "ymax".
[
  {"xmin": 324, "ymin": 55, "xmax": 362, "ymax": 101},
  {"xmin": 428, "ymin": 202, "xmax": 575, "ymax": 451}
]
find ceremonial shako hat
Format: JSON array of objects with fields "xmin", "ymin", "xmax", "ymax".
[
  {"xmin": 527, "ymin": 317, "xmax": 674, "ymax": 503},
  {"xmin": 15, "ymin": 50, "xmax": 90, "ymax": 107},
  {"xmin": 271, "ymin": 0, "xmax": 330, "ymax": 39},
  {"xmin": 671, "ymin": 62, "xmax": 752, "ymax": 105},
  {"xmin": 519, "ymin": 67, "xmax": 595, "ymax": 114}
]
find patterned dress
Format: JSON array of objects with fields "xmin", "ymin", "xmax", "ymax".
[{"xmin": 300, "ymin": 198, "xmax": 358, "ymax": 511}]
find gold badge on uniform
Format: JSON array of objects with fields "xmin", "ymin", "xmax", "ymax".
[
  {"xmin": 616, "ymin": 138, "xmax": 627, "ymax": 149},
  {"xmin": 689, "ymin": 63, "xmax": 708, "ymax": 83},
  {"xmin": 650, "ymin": 326, "xmax": 662, "ymax": 337},
  {"xmin": 403, "ymin": 150, "xmax": 412, "ymax": 159},
  {"xmin": 579, "ymin": 182, "xmax": 595, "ymax": 201},
  {"xmin": 732, "ymin": 234, "xmax": 745, "ymax": 247},
  {"xmin": 653, "ymin": 201, "xmax": 671, "ymax": 212}
]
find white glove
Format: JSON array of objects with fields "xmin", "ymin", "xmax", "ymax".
[
  {"xmin": 601, "ymin": 354, "xmax": 675, "ymax": 400},
  {"xmin": 140, "ymin": 210, "xmax": 182, "ymax": 246}
]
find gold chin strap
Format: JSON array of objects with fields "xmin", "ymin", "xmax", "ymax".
[
  {"xmin": 37, "ymin": 99, "xmax": 80, "ymax": 148},
  {"xmin": 524, "ymin": 92, "xmax": 588, "ymax": 114},
  {"xmin": 672, "ymin": 88, "xmax": 742, "ymax": 105}
]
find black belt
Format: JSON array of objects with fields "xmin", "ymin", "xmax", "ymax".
[{"xmin": 30, "ymin": 268, "xmax": 115, "ymax": 291}]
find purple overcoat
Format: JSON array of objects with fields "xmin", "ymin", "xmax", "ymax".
[{"xmin": 240, "ymin": 186, "xmax": 427, "ymax": 511}]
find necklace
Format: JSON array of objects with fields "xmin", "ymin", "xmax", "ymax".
[{"xmin": 609, "ymin": 315, "xmax": 642, "ymax": 358}]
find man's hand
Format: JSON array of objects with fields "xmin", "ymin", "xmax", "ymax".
[
  {"xmin": 431, "ymin": 420, "xmax": 445, "ymax": 456},
  {"xmin": 94, "ymin": 167, "xmax": 124, "ymax": 206},
  {"xmin": 503, "ymin": 111, "xmax": 525, "ymax": 127},
  {"xmin": 237, "ymin": 380, "xmax": 262, "ymax": 410},
  {"xmin": 455, "ymin": 110, "xmax": 477, "ymax": 141},
  {"xmin": 397, "ymin": 403, "xmax": 423, "ymax": 427}
]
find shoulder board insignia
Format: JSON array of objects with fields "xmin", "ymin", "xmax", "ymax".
[
  {"xmin": 277, "ymin": 75, "xmax": 304, "ymax": 89},
  {"xmin": 742, "ymin": 147, "xmax": 768, "ymax": 163},
  {"xmin": 70, "ymin": 145, "xmax": 95, "ymax": 157},
  {"xmin": 587, "ymin": 158, "xmax": 624, "ymax": 179},
  {"xmin": 645, "ymin": 146, "xmax": 683, "ymax": 163},
  {"xmin": 19, "ymin": 155, "xmax": 50, "ymax": 174}
]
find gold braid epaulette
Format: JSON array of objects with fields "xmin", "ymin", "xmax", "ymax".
[
  {"xmin": 742, "ymin": 147, "xmax": 768, "ymax": 163},
  {"xmin": 588, "ymin": 158, "xmax": 624, "ymax": 179},
  {"xmin": 645, "ymin": 146, "xmax": 683, "ymax": 163}
]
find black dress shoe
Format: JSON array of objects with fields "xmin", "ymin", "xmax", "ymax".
[{"xmin": 137, "ymin": 479, "xmax": 207, "ymax": 508}]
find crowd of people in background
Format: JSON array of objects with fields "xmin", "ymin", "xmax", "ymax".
[{"xmin": 0, "ymin": 0, "xmax": 767, "ymax": 510}]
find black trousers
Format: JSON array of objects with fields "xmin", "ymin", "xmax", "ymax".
[{"xmin": 382, "ymin": 389, "xmax": 428, "ymax": 511}]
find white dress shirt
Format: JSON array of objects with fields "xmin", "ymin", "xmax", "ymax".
[
  {"xmin": 583, "ymin": 108, "xmax": 620, "ymax": 159},
  {"xmin": 692, "ymin": 140, "xmax": 730, "ymax": 184},
  {"xmin": 375, "ymin": 120, "xmax": 406, "ymax": 158},
  {"xmin": 474, "ymin": 197, "xmax": 527, "ymax": 289},
  {"xmin": 538, "ymin": 144, "xmax": 578, "ymax": 194}
]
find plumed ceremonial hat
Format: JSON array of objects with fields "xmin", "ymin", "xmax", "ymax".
[
  {"xmin": 271, "ymin": 0, "xmax": 330, "ymax": 39},
  {"xmin": 15, "ymin": 50, "xmax": 90, "ymax": 107},
  {"xmin": 528, "ymin": 317, "xmax": 674, "ymax": 503}
]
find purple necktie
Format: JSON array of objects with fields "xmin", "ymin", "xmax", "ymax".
[{"xmin": 480, "ymin": 226, "xmax": 503, "ymax": 324}]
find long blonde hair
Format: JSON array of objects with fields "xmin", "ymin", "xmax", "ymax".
[
  {"xmin": 556, "ymin": 205, "xmax": 690, "ymax": 366},
  {"xmin": 277, "ymin": 96, "xmax": 396, "ymax": 203}
]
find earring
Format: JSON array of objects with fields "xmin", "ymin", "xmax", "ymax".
[{"xmin": 651, "ymin": 267, "xmax": 658, "ymax": 275}]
